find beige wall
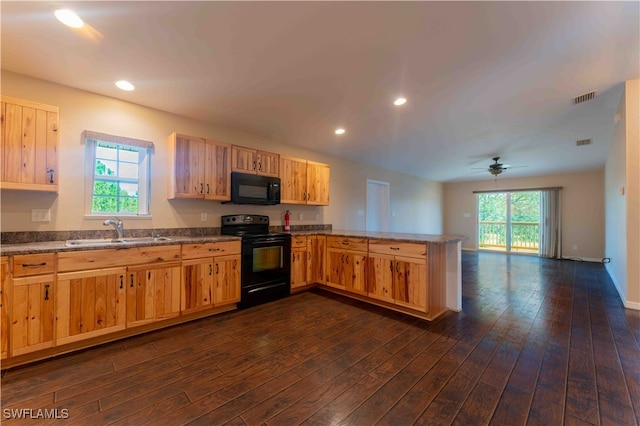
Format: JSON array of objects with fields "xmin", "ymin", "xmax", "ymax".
[
  {"xmin": 443, "ymin": 170, "xmax": 605, "ymax": 260},
  {"xmin": 605, "ymin": 79, "xmax": 640, "ymax": 309},
  {"xmin": 1, "ymin": 71, "xmax": 443, "ymax": 234}
]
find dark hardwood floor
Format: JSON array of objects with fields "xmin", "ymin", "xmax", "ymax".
[{"xmin": 2, "ymin": 251, "xmax": 639, "ymax": 425}]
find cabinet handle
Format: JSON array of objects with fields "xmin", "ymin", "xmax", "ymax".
[
  {"xmin": 396, "ymin": 262, "xmax": 399, "ymax": 273},
  {"xmin": 208, "ymin": 247, "xmax": 221, "ymax": 252},
  {"xmin": 209, "ymin": 264, "xmax": 213, "ymax": 276},
  {"xmin": 253, "ymin": 160, "xmax": 257, "ymax": 170},
  {"xmin": 22, "ymin": 262, "xmax": 47, "ymax": 268},
  {"xmin": 308, "ymin": 252, "xmax": 311, "ymax": 260},
  {"xmin": 292, "ymin": 255, "xmax": 295, "ymax": 263},
  {"xmin": 216, "ymin": 264, "xmax": 220, "ymax": 274},
  {"xmin": 47, "ymin": 169, "xmax": 55, "ymax": 184},
  {"xmin": 341, "ymin": 254, "xmax": 345, "ymax": 263},
  {"xmin": 390, "ymin": 261, "xmax": 393, "ymax": 272},
  {"xmin": 206, "ymin": 183, "xmax": 210, "ymax": 194},
  {"xmin": 44, "ymin": 284, "xmax": 50, "ymax": 301},
  {"xmin": 257, "ymin": 162, "xmax": 262, "ymax": 171},
  {"xmin": 130, "ymin": 274, "xmax": 134, "ymax": 288},
  {"xmin": 303, "ymin": 192, "xmax": 307, "ymax": 201},
  {"xmin": 390, "ymin": 247, "xmax": 400, "ymax": 251},
  {"xmin": 148, "ymin": 271, "xmax": 151, "ymax": 280},
  {"xmin": 341, "ymin": 241, "xmax": 349, "ymax": 246},
  {"xmin": 200, "ymin": 183, "xmax": 204, "ymax": 194},
  {"xmin": 120, "ymin": 275, "xmax": 124, "ymax": 289}
]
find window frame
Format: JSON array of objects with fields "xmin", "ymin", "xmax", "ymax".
[{"xmin": 83, "ymin": 131, "xmax": 153, "ymax": 218}]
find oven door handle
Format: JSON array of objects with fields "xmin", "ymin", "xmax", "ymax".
[{"xmin": 247, "ymin": 283, "xmax": 288, "ymax": 294}]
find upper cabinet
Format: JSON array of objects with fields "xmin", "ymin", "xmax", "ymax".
[
  {"xmin": 280, "ymin": 156, "xmax": 330, "ymax": 205},
  {"xmin": 167, "ymin": 132, "xmax": 231, "ymax": 201},
  {"xmin": 231, "ymin": 145, "xmax": 279, "ymax": 177},
  {"xmin": 1, "ymin": 96, "xmax": 59, "ymax": 192}
]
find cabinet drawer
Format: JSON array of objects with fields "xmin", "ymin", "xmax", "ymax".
[
  {"xmin": 368, "ymin": 241, "xmax": 427, "ymax": 259},
  {"xmin": 58, "ymin": 245, "xmax": 181, "ymax": 272},
  {"xmin": 12, "ymin": 253, "xmax": 56, "ymax": 277},
  {"xmin": 327, "ymin": 237, "xmax": 368, "ymax": 252},
  {"xmin": 182, "ymin": 241, "xmax": 241, "ymax": 259},
  {"xmin": 291, "ymin": 236, "xmax": 307, "ymax": 248}
]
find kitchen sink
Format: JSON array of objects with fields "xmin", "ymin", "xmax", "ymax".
[{"xmin": 65, "ymin": 236, "xmax": 172, "ymax": 247}]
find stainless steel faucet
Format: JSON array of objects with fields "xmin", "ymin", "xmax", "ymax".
[{"xmin": 103, "ymin": 216, "xmax": 124, "ymax": 239}]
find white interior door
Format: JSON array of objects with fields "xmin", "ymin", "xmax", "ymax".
[{"xmin": 366, "ymin": 180, "xmax": 390, "ymax": 232}]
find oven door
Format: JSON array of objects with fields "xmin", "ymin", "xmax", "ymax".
[{"xmin": 240, "ymin": 235, "xmax": 291, "ymax": 307}]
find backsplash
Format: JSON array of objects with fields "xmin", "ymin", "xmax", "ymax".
[{"xmin": 0, "ymin": 224, "xmax": 332, "ymax": 245}]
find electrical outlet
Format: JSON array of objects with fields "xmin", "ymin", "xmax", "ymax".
[
  {"xmin": 201, "ymin": 212, "xmax": 208, "ymax": 222},
  {"xmin": 31, "ymin": 209, "xmax": 51, "ymax": 222},
  {"xmin": 299, "ymin": 213, "xmax": 303, "ymax": 220}
]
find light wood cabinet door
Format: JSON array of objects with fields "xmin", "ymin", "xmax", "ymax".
[
  {"xmin": 11, "ymin": 275, "xmax": 55, "ymax": 356},
  {"xmin": 367, "ymin": 254, "xmax": 395, "ymax": 304},
  {"xmin": 213, "ymin": 255, "xmax": 241, "ymax": 307},
  {"xmin": 232, "ymin": 146, "xmax": 279, "ymax": 177},
  {"xmin": 256, "ymin": 151, "xmax": 279, "ymax": 177},
  {"xmin": 168, "ymin": 133, "xmax": 206, "ymax": 199},
  {"xmin": 181, "ymin": 258, "xmax": 214, "ymax": 314},
  {"xmin": 1, "ymin": 257, "xmax": 10, "ymax": 359},
  {"xmin": 204, "ymin": 140, "xmax": 231, "ymax": 201},
  {"xmin": 306, "ymin": 161, "xmax": 330, "ymax": 205},
  {"xmin": 291, "ymin": 248, "xmax": 307, "ymax": 289},
  {"xmin": 56, "ymin": 267, "xmax": 127, "ymax": 346},
  {"xmin": 279, "ymin": 156, "xmax": 308, "ymax": 204},
  {"xmin": 343, "ymin": 252, "xmax": 367, "ymax": 296},
  {"xmin": 126, "ymin": 262, "xmax": 181, "ymax": 327},
  {"xmin": 306, "ymin": 236, "xmax": 325, "ymax": 284},
  {"xmin": 394, "ymin": 256, "xmax": 428, "ymax": 312},
  {"xmin": 325, "ymin": 248, "xmax": 345, "ymax": 289},
  {"xmin": 1, "ymin": 96, "xmax": 59, "ymax": 192}
]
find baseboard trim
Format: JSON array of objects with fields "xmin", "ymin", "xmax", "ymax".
[
  {"xmin": 604, "ymin": 263, "xmax": 640, "ymax": 311},
  {"xmin": 625, "ymin": 300, "xmax": 640, "ymax": 310},
  {"xmin": 562, "ymin": 256, "xmax": 603, "ymax": 263}
]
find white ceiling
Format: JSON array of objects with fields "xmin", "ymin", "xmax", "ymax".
[{"xmin": 2, "ymin": 1, "xmax": 638, "ymax": 182}]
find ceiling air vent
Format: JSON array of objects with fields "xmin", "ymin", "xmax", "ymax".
[
  {"xmin": 573, "ymin": 91, "xmax": 596, "ymax": 105},
  {"xmin": 576, "ymin": 139, "xmax": 592, "ymax": 146}
]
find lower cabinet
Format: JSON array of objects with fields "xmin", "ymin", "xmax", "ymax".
[
  {"xmin": 1, "ymin": 257, "xmax": 9, "ymax": 359},
  {"xmin": 306, "ymin": 235, "xmax": 325, "ymax": 284},
  {"xmin": 56, "ymin": 267, "xmax": 127, "ymax": 345},
  {"xmin": 326, "ymin": 249, "xmax": 367, "ymax": 294},
  {"xmin": 368, "ymin": 242, "xmax": 428, "ymax": 313},
  {"xmin": 181, "ymin": 241, "xmax": 241, "ymax": 311},
  {"xmin": 11, "ymin": 275, "xmax": 55, "ymax": 356},
  {"xmin": 291, "ymin": 236, "xmax": 308, "ymax": 289},
  {"xmin": 212, "ymin": 255, "xmax": 241, "ymax": 306},
  {"xmin": 126, "ymin": 262, "xmax": 181, "ymax": 327}
]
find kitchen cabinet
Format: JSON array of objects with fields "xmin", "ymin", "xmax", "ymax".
[
  {"xmin": 306, "ymin": 235, "xmax": 326, "ymax": 285},
  {"xmin": 182, "ymin": 241, "xmax": 241, "ymax": 311},
  {"xmin": 1, "ymin": 96, "xmax": 59, "ymax": 192},
  {"xmin": 126, "ymin": 262, "xmax": 181, "ymax": 327},
  {"xmin": 279, "ymin": 156, "xmax": 330, "ymax": 205},
  {"xmin": 231, "ymin": 145, "xmax": 279, "ymax": 177},
  {"xmin": 291, "ymin": 236, "xmax": 307, "ymax": 289},
  {"xmin": 368, "ymin": 242, "xmax": 428, "ymax": 312},
  {"xmin": 56, "ymin": 267, "xmax": 127, "ymax": 345},
  {"xmin": 10, "ymin": 253, "xmax": 56, "ymax": 356},
  {"xmin": 325, "ymin": 237, "xmax": 367, "ymax": 294},
  {"xmin": 212, "ymin": 255, "xmax": 241, "ymax": 306},
  {"xmin": 167, "ymin": 132, "xmax": 231, "ymax": 201},
  {"xmin": 1, "ymin": 257, "xmax": 9, "ymax": 359}
]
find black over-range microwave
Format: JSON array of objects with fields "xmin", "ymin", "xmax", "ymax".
[{"xmin": 230, "ymin": 172, "xmax": 281, "ymax": 205}]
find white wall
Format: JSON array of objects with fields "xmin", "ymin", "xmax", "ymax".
[
  {"xmin": 1, "ymin": 71, "xmax": 443, "ymax": 235},
  {"xmin": 605, "ymin": 79, "xmax": 640, "ymax": 309},
  {"xmin": 443, "ymin": 170, "xmax": 605, "ymax": 260}
]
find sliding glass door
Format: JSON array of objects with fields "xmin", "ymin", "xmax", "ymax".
[{"xmin": 478, "ymin": 191, "xmax": 541, "ymax": 254}]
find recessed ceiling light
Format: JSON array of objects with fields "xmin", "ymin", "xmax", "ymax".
[
  {"xmin": 335, "ymin": 128, "xmax": 346, "ymax": 135},
  {"xmin": 393, "ymin": 97, "xmax": 407, "ymax": 106},
  {"xmin": 115, "ymin": 80, "xmax": 135, "ymax": 91},
  {"xmin": 54, "ymin": 9, "xmax": 84, "ymax": 28}
]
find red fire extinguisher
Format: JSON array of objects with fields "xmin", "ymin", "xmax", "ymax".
[{"xmin": 284, "ymin": 210, "xmax": 292, "ymax": 233}]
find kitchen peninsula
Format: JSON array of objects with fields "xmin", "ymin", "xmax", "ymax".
[{"xmin": 0, "ymin": 229, "xmax": 464, "ymax": 368}]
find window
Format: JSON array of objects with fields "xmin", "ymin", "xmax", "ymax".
[{"xmin": 83, "ymin": 131, "xmax": 153, "ymax": 216}]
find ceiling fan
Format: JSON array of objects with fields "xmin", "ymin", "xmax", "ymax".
[{"xmin": 473, "ymin": 156, "xmax": 524, "ymax": 177}]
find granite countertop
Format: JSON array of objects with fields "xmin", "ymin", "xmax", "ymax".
[
  {"xmin": 291, "ymin": 230, "xmax": 466, "ymax": 244},
  {"xmin": 0, "ymin": 235, "xmax": 241, "ymax": 256}
]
